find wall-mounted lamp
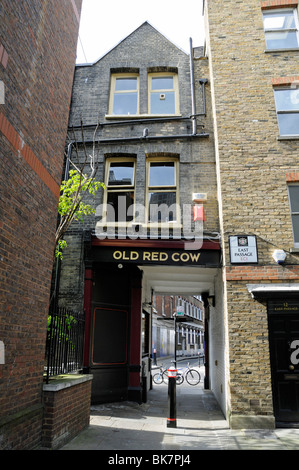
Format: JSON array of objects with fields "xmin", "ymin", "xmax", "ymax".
[
  {"xmin": 272, "ymin": 249, "xmax": 286, "ymax": 265},
  {"xmin": 207, "ymin": 295, "xmax": 215, "ymax": 307}
]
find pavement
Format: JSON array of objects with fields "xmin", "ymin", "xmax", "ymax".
[{"xmin": 59, "ymin": 362, "xmax": 299, "ymax": 454}]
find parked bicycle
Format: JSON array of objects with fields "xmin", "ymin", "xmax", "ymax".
[
  {"xmin": 152, "ymin": 365, "xmax": 169, "ymax": 384},
  {"xmin": 176, "ymin": 362, "xmax": 201, "ymax": 385}
]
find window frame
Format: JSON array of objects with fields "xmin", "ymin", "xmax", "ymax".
[
  {"xmin": 288, "ymin": 184, "xmax": 299, "ymax": 248},
  {"xmin": 262, "ymin": 8, "xmax": 299, "ymax": 50},
  {"xmin": 145, "ymin": 156, "xmax": 180, "ymax": 227},
  {"xmin": 273, "ymin": 86, "xmax": 299, "ymax": 137},
  {"xmin": 108, "ymin": 73, "xmax": 139, "ymax": 116},
  {"xmin": 103, "ymin": 157, "xmax": 136, "ymax": 226},
  {"xmin": 148, "ymin": 72, "xmax": 180, "ymax": 116}
]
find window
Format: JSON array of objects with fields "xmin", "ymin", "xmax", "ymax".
[
  {"xmin": 146, "ymin": 157, "xmax": 179, "ymax": 223},
  {"xmin": 104, "ymin": 158, "xmax": 136, "ymax": 223},
  {"xmin": 262, "ymin": 9, "xmax": 299, "ymax": 50},
  {"xmin": 288, "ymin": 185, "xmax": 299, "ymax": 247},
  {"xmin": 274, "ymin": 87, "xmax": 299, "ymax": 136},
  {"xmin": 109, "ymin": 74, "xmax": 139, "ymax": 115},
  {"xmin": 148, "ymin": 73, "xmax": 179, "ymax": 115}
]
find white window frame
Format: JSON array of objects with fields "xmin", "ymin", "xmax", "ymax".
[
  {"xmin": 148, "ymin": 72, "xmax": 180, "ymax": 115},
  {"xmin": 145, "ymin": 156, "xmax": 180, "ymax": 227},
  {"xmin": 108, "ymin": 73, "xmax": 139, "ymax": 116},
  {"xmin": 274, "ymin": 86, "xmax": 299, "ymax": 137},
  {"xmin": 288, "ymin": 184, "xmax": 299, "ymax": 248},
  {"xmin": 102, "ymin": 157, "xmax": 136, "ymax": 226},
  {"xmin": 262, "ymin": 8, "xmax": 299, "ymax": 50}
]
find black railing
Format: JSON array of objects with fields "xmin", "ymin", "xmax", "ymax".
[{"xmin": 45, "ymin": 306, "xmax": 85, "ymax": 383}]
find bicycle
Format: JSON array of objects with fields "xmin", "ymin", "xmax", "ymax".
[
  {"xmin": 152, "ymin": 365, "xmax": 169, "ymax": 384},
  {"xmin": 176, "ymin": 362, "xmax": 201, "ymax": 385}
]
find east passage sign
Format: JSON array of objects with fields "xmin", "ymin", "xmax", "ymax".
[{"xmin": 229, "ymin": 236, "xmax": 258, "ymax": 264}]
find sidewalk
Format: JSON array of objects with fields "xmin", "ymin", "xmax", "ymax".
[{"xmin": 60, "ymin": 365, "xmax": 299, "ymax": 451}]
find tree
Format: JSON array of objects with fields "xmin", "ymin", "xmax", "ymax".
[{"xmin": 54, "ymin": 124, "xmax": 105, "ymax": 259}]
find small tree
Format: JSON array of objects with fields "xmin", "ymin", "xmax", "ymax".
[{"xmin": 54, "ymin": 124, "xmax": 104, "ymax": 259}]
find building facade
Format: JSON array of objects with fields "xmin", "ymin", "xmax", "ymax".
[
  {"xmin": 152, "ymin": 294, "xmax": 205, "ymax": 359},
  {"xmin": 205, "ymin": 0, "xmax": 299, "ymax": 428},
  {"xmin": 59, "ymin": 3, "xmax": 299, "ymax": 430},
  {"xmin": 59, "ymin": 22, "xmax": 221, "ymax": 405},
  {"xmin": 0, "ymin": 0, "xmax": 82, "ymax": 449}
]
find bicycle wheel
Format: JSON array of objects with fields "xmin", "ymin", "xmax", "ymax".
[
  {"xmin": 186, "ymin": 369, "xmax": 200, "ymax": 385},
  {"xmin": 153, "ymin": 373, "xmax": 163, "ymax": 384},
  {"xmin": 162, "ymin": 371, "xmax": 169, "ymax": 383},
  {"xmin": 176, "ymin": 373, "xmax": 184, "ymax": 385}
]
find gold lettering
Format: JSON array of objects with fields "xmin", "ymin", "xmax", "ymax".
[
  {"xmin": 151, "ymin": 252, "xmax": 159, "ymax": 261},
  {"xmin": 172, "ymin": 253, "xmax": 180, "ymax": 262},
  {"xmin": 131, "ymin": 251, "xmax": 139, "ymax": 260},
  {"xmin": 180, "ymin": 253, "xmax": 189, "ymax": 262},
  {"xmin": 143, "ymin": 252, "xmax": 151, "ymax": 261},
  {"xmin": 189, "ymin": 252, "xmax": 200, "ymax": 262},
  {"xmin": 113, "ymin": 250, "xmax": 122, "ymax": 260},
  {"xmin": 160, "ymin": 252, "xmax": 168, "ymax": 261}
]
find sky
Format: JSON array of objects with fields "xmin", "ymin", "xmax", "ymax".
[{"xmin": 76, "ymin": 0, "xmax": 205, "ymax": 64}]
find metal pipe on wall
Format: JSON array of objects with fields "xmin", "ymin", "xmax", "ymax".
[{"xmin": 189, "ymin": 37, "xmax": 197, "ymax": 135}]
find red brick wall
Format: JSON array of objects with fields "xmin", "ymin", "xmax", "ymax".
[
  {"xmin": 42, "ymin": 378, "xmax": 92, "ymax": 449},
  {"xmin": 0, "ymin": 0, "xmax": 82, "ymax": 449}
]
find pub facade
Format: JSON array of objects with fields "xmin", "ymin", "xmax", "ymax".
[{"xmin": 58, "ymin": 21, "xmax": 221, "ymax": 405}]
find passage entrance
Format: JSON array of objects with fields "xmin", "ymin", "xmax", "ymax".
[{"xmin": 268, "ymin": 299, "xmax": 299, "ymax": 426}]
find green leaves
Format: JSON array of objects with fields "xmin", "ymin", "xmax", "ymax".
[{"xmin": 55, "ymin": 169, "xmax": 105, "ymax": 258}]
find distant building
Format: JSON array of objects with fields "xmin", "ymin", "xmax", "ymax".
[{"xmin": 152, "ymin": 295, "xmax": 204, "ymax": 358}]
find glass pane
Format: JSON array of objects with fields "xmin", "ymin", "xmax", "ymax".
[
  {"xmin": 148, "ymin": 192, "xmax": 177, "ymax": 222},
  {"xmin": 115, "ymin": 78, "xmax": 137, "ymax": 91},
  {"xmin": 291, "ymin": 214, "xmax": 299, "ymax": 243},
  {"xmin": 149, "ymin": 162, "xmax": 175, "ymax": 186},
  {"xmin": 263, "ymin": 11, "xmax": 296, "ymax": 30},
  {"xmin": 277, "ymin": 113, "xmax": 299, "ymax": 135},
  {"xmin": 274, "ymin": 89, "xmax": 299, "ymax": 111},
  {"xmin": 289, "ymin": 186, "xmax": 299, "ymax": 212},
  {"xmin": 151, "ymin": 77, "xmax": 173, "ymax": 90},
  {"xmin": 108, "ymin": 162, "xmax": 134, "ymax": 186},
  {"xmin": 150, "ymin": 92, "xmax": 175, "ymax": 114},
  {"xmin": 107, "ymin": 192, "xmax": 134, "ymax": 222},
  {"xmin": 266, "ymin": 30, "xmax": 298, "ymax": 49},
  {"xmin": 113, "ymin": 93, "xmax": 137, "ymax": 114}
]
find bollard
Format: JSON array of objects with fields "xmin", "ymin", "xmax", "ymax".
[{"xmin": 167, "ymin": 366, "xmax": 177, "ymax": 428}]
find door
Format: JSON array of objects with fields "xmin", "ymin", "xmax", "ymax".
[{"xmin": 268, "ymin": 299, "xmax": 299, "ymax": 425}]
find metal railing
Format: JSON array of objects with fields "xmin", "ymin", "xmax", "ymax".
[{"xmin": 45, "ymin": 306, "xmax": 85, "ymax": 383}]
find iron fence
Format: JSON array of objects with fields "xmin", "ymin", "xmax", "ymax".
[{"xmin": 45, "ymin": 306, "xmax": 85, "ymax": 383}]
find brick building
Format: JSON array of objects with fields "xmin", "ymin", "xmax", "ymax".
[
  {"xmin": 0, "ymin": 0, "xmax": 83, "ymax": 449},
  {"xmin": 205, "ymin": 0, "xmax": 299, "ymax": 427},
  {"xmin": 58, "ymin": 3, "xmax": 299, "ymax": 430},
  {"xmin": 152, "ymin": 294, "xmax": 204, "ymax": 358},
  {"xmin": 59, "ymin": 22, "xmax": 221, "ymax": 405}
]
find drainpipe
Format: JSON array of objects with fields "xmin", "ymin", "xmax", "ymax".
[{"xmin": 189, "ymin": 37, "xmax": 197, "ymax": 135}]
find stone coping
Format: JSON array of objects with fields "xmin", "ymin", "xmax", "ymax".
[{"xmin": 43, "ymin": 374, "xmax": 93, "ymax": 392}]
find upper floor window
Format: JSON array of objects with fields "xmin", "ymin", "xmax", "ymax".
[
  {"xmin": 104, "ymin": 158, "xmax": 136, "ymax": 223},
  {"xmin": 148, "ymin": 73, "xmax": 179, "ymax": 115},
  {"xmin": 146, "ymin": 157, "xmax": 179, "ymax": 223},
  {"xmin": 274, "ymin": 87, "xmax": 299, "ymax": 136},
  {"xmin": 288, "ymin": 184, "xmax": 299, "ymax": 247},
  {"xmin": 262, "ymin": 9, "xmax": 299, "ymax": 49},
  {"xmin": 109, "ymin": 74, "xmax": 139, "ymax": 115}
]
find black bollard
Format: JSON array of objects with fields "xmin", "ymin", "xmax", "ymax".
[{"xmin": 167, "ymin": 367, "xmax": 177, "ymax": 428}]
